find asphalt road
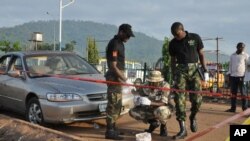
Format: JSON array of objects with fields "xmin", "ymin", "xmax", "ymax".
[
  {"xmin": 48, "ymin": 102, "xmax": 249, "ymax": 141},
  {"xmin": 0, "ymin": 102, "xmax": 249, "ymax": 141}
]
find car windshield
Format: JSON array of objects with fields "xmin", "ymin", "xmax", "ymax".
[{"xmin": 25, "ymin": 53, "xmax": 99, "ymax": 77}]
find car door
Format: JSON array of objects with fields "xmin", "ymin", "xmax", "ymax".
[
  {"xmin": 0, "ymin": 55, "xmax": 13, "ymax": 107},
  {"xmin": 3, "ymin": 55, "xmax": 27, "ymax": 112}
]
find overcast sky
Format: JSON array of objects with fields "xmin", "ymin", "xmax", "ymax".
[{"xmin": 1, "ymin": 0, "xmax": 250, "ymax": 55}]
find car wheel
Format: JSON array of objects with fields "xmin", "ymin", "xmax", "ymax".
[{"xmin": 26, "ymin": 97, "xmax": 44, "ymax": 124}]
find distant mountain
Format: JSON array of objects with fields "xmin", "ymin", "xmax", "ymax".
[
  {"xmin": 205, "ymin": 52, "xmax": 230, "ymax": 63},
  {"xmin": 0, "ymin": 20, "xmax": 163, "ymax": 64},
  {"xmin": 0, "ymin": 20, "xmax": 229, "ymax": 64}
]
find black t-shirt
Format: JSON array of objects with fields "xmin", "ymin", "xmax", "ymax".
[
  {"xmin": 169, "ymin": 31, "xmax": 204, "ymax": 64},
  {"xmin": 106, "ymin": 35, "xmax": 125, "ymax": 70}
]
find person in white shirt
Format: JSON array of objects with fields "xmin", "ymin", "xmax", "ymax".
[{"xmin": 226, "ymin": 42, "xmax": 249, "ymax": 112}]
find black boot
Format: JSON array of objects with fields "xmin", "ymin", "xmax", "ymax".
[
  {"xmin": 145, "ymin": 119, "xmax": 159, "ymax": 133},
  {"xmin": 189, "ymin": 114, "xmax": 197, "ymax": 132},
  {"xmin": 173, "ymin": 121, "xmax": 187, "ymax": 140},
  {"xmin": 105, "ymin": 123, "xmax": 124, "ymax": 140},
  {"xmin": 160, "ymin": 124, "xmax": 167, "ymax": 136},
  {"xmin": 113, "ymin": 123, "xmax": 124, "ymax": 135}
]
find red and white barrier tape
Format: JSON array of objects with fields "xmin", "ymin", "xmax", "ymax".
[
  {"xmin": 186, "ymin": 108, "xmax": 250, "ymax": 141},
  {"xmin": 25, "ymin": 71, "xmax": 250, "ymax": 100}
]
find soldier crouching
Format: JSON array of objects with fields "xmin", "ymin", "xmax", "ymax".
[{"xmin": 129, "ymin": 70, "xmax": 174, "ymax": 136}]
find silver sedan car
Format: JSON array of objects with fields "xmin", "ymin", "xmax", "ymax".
[{"xmin": 0, "ymin": 51, "xmax": 134, "ymax": 124}]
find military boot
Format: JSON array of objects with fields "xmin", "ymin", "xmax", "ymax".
[
  {"xmin": 189, "ymin": 113, "xmax": 197, "ymax": 132},
  {"xmin": 160, "ymin": 124, "xmax": 167, "ymax": 136},
  {"xmin": 105, "ymin": 123, "xmax": 124, "ymax": 140},
  {"xmin": 145, "ymin": 119, "xmax": 159, "ymax": 133},
  {"xmin": 113, "ymin": 123, "xmax": 124, "ymax": 135},
  {"xmin": 173, "ymin": 121, "xmax": 187, "ymax": 140}
]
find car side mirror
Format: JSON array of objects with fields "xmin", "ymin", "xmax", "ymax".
[{"xmin": 8, "ymin": 70, "xmax": 26, "ymax": 79}]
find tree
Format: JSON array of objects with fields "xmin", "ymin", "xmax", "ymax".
[
  {"xmin": 11, "ymin": 41, "xmax": 22, "ymax": 51},
  {"xmin": 38, "ymin": 43, "xmax": 54, "ymax": 50},
  {"xmin": 87, "ymin": 37, "xmax": 99, "ymax": 64},
  {"xmin": 162, "ymin": 37, "xmax": 172, "ymax": 84},
  {"xmin": 63, "ymin": 40, "xmax": 76, "ymax": 52},
  {"xmin": 0, "ymin": 40, "xmax": 11, "ymax": 53},
  {"xmin": 221, "ymin": 62, "xmax": 229, "ymax": 71},
  {"xmin": 0, "ymin": 40, "xmax": 22, "ymax": 52}
]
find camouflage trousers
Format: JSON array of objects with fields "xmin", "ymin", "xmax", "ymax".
[
  {"xmin": 105, "ymin": 76, "xmax": 123, "ymax": 127},
  {"xmin": 129, "ymin": 106, "xmax": 172, "ymax": 125},
  {"xmin": 174, "ymin": 64, "xmax": 203, "ymax": 121}
]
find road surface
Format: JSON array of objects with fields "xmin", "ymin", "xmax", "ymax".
[{"xmin": 0, "ymin": 101, "xmax": 249, "ymax": 141}]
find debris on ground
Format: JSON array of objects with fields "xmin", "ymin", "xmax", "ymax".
[{"xmin": 0, "ymin": 115, "xmax": 83, "ymax": 141}]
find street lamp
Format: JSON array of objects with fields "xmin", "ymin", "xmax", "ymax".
[
  {"xmin": 59, "ymin": 0, "xmax": 75, "ymax": 51},
  {"xmin": 46, "ymin": 12, "xmax": 56, "ymax": 51}
]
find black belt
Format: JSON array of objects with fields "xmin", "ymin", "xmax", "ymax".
[{"xmin": 176, "ymin": 63, "xmax": 198, "ymax": 67}]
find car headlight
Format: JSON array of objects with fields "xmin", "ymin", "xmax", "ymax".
[{"xmin": 46, "ymin": 93, "xmax": 82, "ymax": 102}]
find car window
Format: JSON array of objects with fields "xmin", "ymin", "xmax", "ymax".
[
  {"xmin": 10, "ymin": 57, "xmax": 23, "ymax": 71},
  {"xmin": 26, "ymin": 56, "xmax": 53, "ymax": 76},
  {"xmin": 64, "ymin": 55, "xmax": 98, "ymax": 73},
  {"xmin": 0, "ymin": 56, "xmax": 12, "ymax": 74},
  {"xmin": 25, "ymin": 54, "xmax": 99, "ymax": 77}
]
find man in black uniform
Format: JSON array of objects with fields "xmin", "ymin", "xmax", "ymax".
[
  {"xmin": 169, "ymin": 22, "xmax": 207, "ymax": 140},
  {"xmin": 105, "ymin": 23, "xmax": 135, "ymax": 140}
]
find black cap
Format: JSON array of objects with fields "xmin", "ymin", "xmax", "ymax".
[{"xmin": 119, "ymin": 23, "xmax": 135, "ymax": 37}]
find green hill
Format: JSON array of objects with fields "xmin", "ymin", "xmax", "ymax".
[
  {"xmin": 0, "ymin": 20, "xmax": 163, "ymax": 64},
  {"xmin": 0, "ymin": 20, "xmax": 229, "ymax": 64},
  {"xmin": 204, "ymin": 52, "xmax": 230, "ymax": 63}
]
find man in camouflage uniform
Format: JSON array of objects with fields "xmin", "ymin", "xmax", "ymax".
[
  {"xmin": 169, "ymin": 22, "xmax": 207, "ymax": 140},
  {"xmin": 129, "ymin": 70, "xmax": 174, "ymax": 136},
  {"xmin": 105, "ymin": 23, "xmax": 135, "ymax": 140}
]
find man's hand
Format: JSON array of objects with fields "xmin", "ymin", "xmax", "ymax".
[
  {"xmin": 202, "ymin": 66, "xmax": 208, "ymax": 72},
  {"xmin": 133, "ymin": 96, "xmax": 141, "ymax": 106},
  {"xmin": 139, "ymin": 97, "xmax": 151, "ymax": 106},
  {"xmin": 126, "ymin": 79, "xmax": 132, "ymax": 84}
]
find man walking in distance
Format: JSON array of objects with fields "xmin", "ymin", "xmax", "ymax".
[
  {"xmin": 105, "ymin": 23, "xmax": 135, "ymax": 140},
  {"xmin": 226, "ymin": 42, "xmax": 249, "ymax": 112},
  {"xmin": 169, "ymin": 22, "xmax": 207, "ymax": 139}
]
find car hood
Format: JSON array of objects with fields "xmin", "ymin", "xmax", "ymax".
[{"xmin": 34, "ymin": 74, "xmax": 107, "ymax": 94}]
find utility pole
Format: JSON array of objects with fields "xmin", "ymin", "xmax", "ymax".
[
  {"xmin": 86, "ymin": 37, "xmax": 89, "ymax": 61},
  {"xmin": 203, "ymin": 37, "xmax": 223, "ymax": 92},
  {"xmin": 59, "ymin": 0, "xmax": 75, "ymax": 51}
]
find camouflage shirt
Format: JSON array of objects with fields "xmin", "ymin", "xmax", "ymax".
[{"xmin": 140, "ymin": 82, "xmax": 170, "ymax": 104}]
